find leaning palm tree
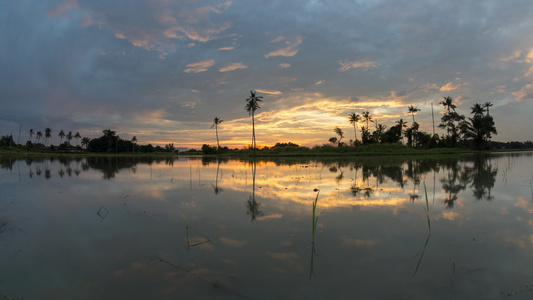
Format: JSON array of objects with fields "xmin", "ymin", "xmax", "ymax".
[
  {"xmin": 36, "ymin": 131, "xmax": 43, "ymax": 143},
  {"xmin": 483, "ymin": 101, "xmax": 493, "ymax": 116},
  {"xmin": 211, "ymin": 116, "xmax": 224, "ymax": 153},
  {"xmin": 334, "ymin": 126, "xmax": 344, "ymax": 146},
  {"xmin": 348, "ymin": 112, "xmax": 361, "ymax": 146},
  {"xmin": 440, "ymin": 96, "xmax": 456, "ymax": 112},
  {"xmin": 244, "ymin": 90, "xmax": 263, "ymax": 151}
]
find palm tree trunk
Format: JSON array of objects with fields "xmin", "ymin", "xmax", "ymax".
[
  {"xmin": 216, "ymin": 125, "xmax": 220, "ymax": 153},
  {"xmin": 252, "ymin": 112, "xmax": 256, "ymax": 151}
]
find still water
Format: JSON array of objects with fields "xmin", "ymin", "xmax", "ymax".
[{"xmin": 1, "ymin": 153, "xmax": 533, "ymax": 299}]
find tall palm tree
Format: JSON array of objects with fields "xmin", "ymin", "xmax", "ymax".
[
  {"xmin": 362, "ymin": 111, "xmax": 373, "ymax": 128},
  {"xmin": 244, "ymin": 90, "xmax": 263, "ymax": 151},
  {"xmin": 102, "ymin": 129, "xmax": 116, "ymax": 153},
  {"xmin": 66, "ymin": 131, "xmax": 73, "ymax": 145},
  {"xmin": 396, "ymin": 119, "xmax": 408, "ymax": 144},
  {"xmin": 440, "ymin": 96, "xmax": 456, "ymax": 112},
  {"xmin": 483, "ymin": 101, "xmax": 493, "ymax": 116},
  {"xmin": 58, "ymin": 130, "xmax": 65, "ymax": 144},
  {"xmin": 131, "ymin": 136, "xmax": 137, "ymax": 153},
  {"xmin": 36, "ymin": 131, "xmax": 43, "ymax": 143},
  {"xmin": 29, "ymin": 129, "xmax": 34, "ymax": 142},
  {"xmin": 470, "ymin": 103, "xmax": 485, "ymax": 116},
  {"xmin": 408, "ymin": 105, "xmax": 420, "ymax": 123},
  {"xmin": 44, "ymin": 128, "xmax": 52, "ymax": 146},
  {"xmin": 348, "ymin": 112, "xmax": 361, "ymax": 146},
  {"xmin": 211, "ymin": 116, "xmax": 224, "ymax": 153},
  {"xmin": 74, "ymin": 132, "xmax": 81, "ymax": 146}
]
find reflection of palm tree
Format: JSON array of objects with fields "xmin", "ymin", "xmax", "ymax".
[
  {"xmin": 212, "ymin": 160, "xmax": 223, "ymax": 194},
  {"xmin": 246, "ymin": 161, "xmax": 263, "ymax": 221},
  {"xmin": 348, "ymin": 112, "xmax": 361, "ymax": 146},
  {"xmin": 211, "ymin": 117, "xmax": 223, "ymax": 153},
  {"xmin": 244, "ymin": 91, "xmax": 263, "ymax": 151}
]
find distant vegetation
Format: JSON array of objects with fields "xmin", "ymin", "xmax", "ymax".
[{"xmin": 1, "ymin": 93, "xmax": 531, "ymax": 156}]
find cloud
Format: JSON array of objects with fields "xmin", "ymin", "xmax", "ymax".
[
  {"xmin": 337, "ymin": 60, "xmax": 377, "ymax": 72},
  {"xmin": 219, "ymin": 62, "xmax": 247, "ymax": 72},
  {"xmin": 217, "ymin": 46, "xmax": 235, "ymax": 51},
  {"xmin": 47, "ymin": 0, "xmax": 78, "ymax": 18},
  {"xmin": 512, "ymin": 84, "xmax": 533, "ymax": 102},
  {"xmin": 265, "ymin": 36, "xmax": 303, "ymax": 58},
  {"xmin": 278, "ymin": 63, "xmax": 291, "ymax": 68},
  {"xmin": 255, "ymin": 89, "xmax": 282, "ymax": 95},
  {"xmin": 439, "ymin": 82, "xmax": 461, "ymax": 91},
  {"xmin": 183, "ymin": 59, "xmax": 215, "ymax": 73}
]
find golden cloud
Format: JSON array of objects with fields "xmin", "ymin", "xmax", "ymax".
[
  {"xmin": 439, "ymin": 82, "xmax": 461, "ymax": 91},
  {"xmin": 265, "ymin": 36, "xmax": 304, "ymax": 58},
  {"xmin": 512, "ymin": 84, "xmax": 533, "ymax": 102},
  {"xmin": 183, "ymin": 59, "xmax": 215, "ymax": 73},
  {"xmin": 219, "ymin": 62, "xmax": 248, "ymax": 72}
]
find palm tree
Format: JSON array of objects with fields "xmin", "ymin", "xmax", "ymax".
[
  {"xmin": 348, "ymin": 112, "xmax": 361, "ymax": 146},
  {"xmin": 102, "ymin": 129, "xmax": 116, "ymax": 153},
  {"xmin": 244, "ymin": 90, "xmax": 263, "ymax": 151},
  {"xmin": 211, "ymin": 116, "xmax": 224, "ymax": 152},
  {"xmin": 44, "ymin": 128, "xmax": 52, "ymax": 146},
  {"xmin": 440, "ymin": 96, "xmax": 456, "ymax": 112},
  {"xmin": 58, "ymin": 130, "xmax": 65, "ymax": 144},
  {"xmin": 362, "ymin": 111, "xmax": 373, "ymax": 128},
  {"xmin": 396, "ymin": 119, "xmax": 408, "ymax": 144},
  {"xmin": 36, "ymin": 131, "xmax": 43, "ymax": 144},
  {"xmin": 81, "ymin": 137, "xmax": 90, "ymax": 150},
  {"xmin": 471, "ymin": 103, "xmax": 485, "ymax": 116},
  {"xmin": 66, "ymin": 131, "xmax": 73, "ymax": 146},
  {"xmin": 483, "ymin": 102, "xmax": 493, "ymax": 116},
  {"xmin": 29, "ymin": 129, "xmax": 34, "ymax": 143},
  {"xmin": 408, "ymin": 106, "xmax": 420, "ymax": 123},
  {"xmin": 334, "ymin": 126, "xmax": 344, "ymax": 146},
  {"xmin": 74, "ymin": 132, "xmax": 81, "ymax": 146},
  {"xmin": 131, "ymin": 136, "xmax": 137, "ymax": 153}
]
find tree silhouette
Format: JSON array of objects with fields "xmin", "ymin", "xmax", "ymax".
[
  {"xmin": 81, "ymin": 137, "xmax": 90, "ymax": 150},
  {"xmin": 66, "ymin": 131, "xmax": 73, "ymax": 146},
  {"xmin": 362, "ymin": 111, "xmax": 373, "ymax": 128},
  {"xmin": 74, "ymin": 132, "xmax": 81, "ymax": 147},
  {"xmin": 58, "ymin": 130, "xmax": 65, "ymax": 144},
  {"xmin": 244, "ymin": 91, "xmax": 263, "ymax": 151},
  {"xmin": 483, "ymin": 102, "xmax": 493, "ymax": 116},
  {"xmin": 348, "ymin": 112, "xmax": 361, "ymax": 146},
  {"xmin": 396, "ymin": 119, "xmax": 408, "ymax": 144},
  {"xmin": 334, "ymin": 126, "xmax": 344, "ymax": 146},
  {"xmin": 44, "ymin": 128, "xmax": 52, "ymax": 146},
  {"xmin": 131, "ymin": 136, "xmax": 137, "ymax": 153},
  {"xmin": 470, "ymin": 103, "xmax": 485, "ymax": 116},
  {"xmin": 36, "ymin": 131, "xmax": 43, "ymax": 143},
  {"xmin": 440, "ymin": 96, "xmax": 456, "ymax": 112},
  {"xmin": 29, "ymin": 129, "xmax": 34, "ymax": 143},
  {"xmin": 211, "ymin": 116, "xmax": 223, "ymax": 153}
]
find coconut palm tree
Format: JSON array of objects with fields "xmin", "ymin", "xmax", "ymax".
[
  {"xmin": 244, "ymin": 90, "xmax": 263, "ymax": 151},
  {"xmin": 131, "ymin": 136, "xmax": 137, "ymax": 153},
  {"xmin": 408, "ymin": 106, "xmax": 420, "ymax": 123},
  {"xmin": 483, "ymin": 101, "xmax": 493, "ymax": 116},
  {"xmin": 58, "ymin": 130, "xmax": 66, "ymax": 144},
  {"xmin": 211, "ymin": 116, "xmax": 223, "ymax": 152},
  {"xmin": 36, "ymin": 131, "xmax": 43, "ymax": 143},
  {"xmin": 44, "ymin": 128, "xmax": 52, "ymax": 146},
  {"xmin": 348, "ymin": 112, "xmax": 361, "ymax": 146},
  {"xmin": 29, "ymin": 129, "xmax": 34, "ymax": 142},
  {"xmin": 362, "ymin": 111, "xmax": 373, "ymax": 128},
  {"xmin": 440, "ymin": 96, "xmax": 456, "ymax": 112},
  {"xmin": 396, "ymin": 119, "xmax": 408, "ymax": 144},
  {"xmin": 81, "ymin": 137, "xmax": 90, "ymax": 150},
  {"xmin": 66, "ymin": 131, "xmax": 73, "ymax": 146},
  {"xmin": 471, "ymin": 103, "xmax": 485, "ymax": 116},
  {"xmin": 74, "ymin": 132, "xmax": 81, "ymax": 146}
]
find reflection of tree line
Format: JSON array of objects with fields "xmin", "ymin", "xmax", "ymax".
[
  {"xmin": 0, "ymin": 156, "xmax": 188, "ymax": 180},
  {"xmin": 0, "ymin": 154, "xmax": 505, "ymax": 207}
]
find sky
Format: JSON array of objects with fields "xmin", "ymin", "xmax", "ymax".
[{"xmin": 1, "ymin": 0, "xmax": 533, "ymax": 149}]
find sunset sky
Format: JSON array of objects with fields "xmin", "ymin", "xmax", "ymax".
[{"xmin": 2, "ymin": 0, "xmax": 533, "ymax": 148}]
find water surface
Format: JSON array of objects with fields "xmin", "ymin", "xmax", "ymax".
[{"xmin": 1, "ymin": 153, "xmax": 533, "ymax": 299}]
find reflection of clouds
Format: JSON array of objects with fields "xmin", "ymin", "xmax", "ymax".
[
  {"xmin": 341, "ymin": 237, "xmax": 379, "ymax": 248},
  {"xmin": 441, "ymin": 211, "xmax": 461, "ymax": 221},
  {"xmin": 220, "ymin": 237, "xmax": 247, "ymax": 247}
]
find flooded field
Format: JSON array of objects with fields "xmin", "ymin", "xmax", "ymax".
[{"xmin": 1, "ymin": 152, "xmax": 533, "ymax": 299}]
